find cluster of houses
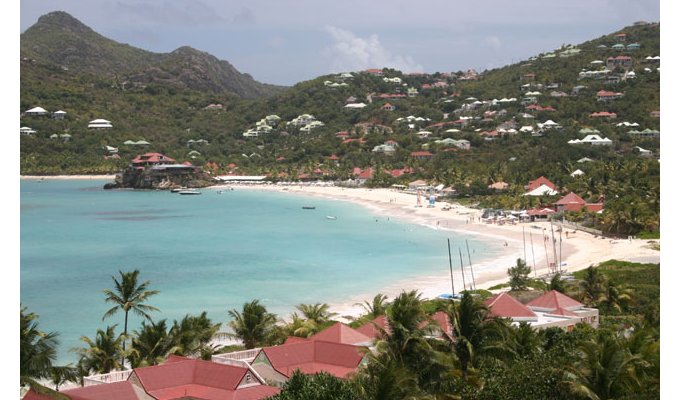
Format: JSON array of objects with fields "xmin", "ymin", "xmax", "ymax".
[{"xmin": 24, "ymin": 289, "xmax": 597, "ymax": 400}]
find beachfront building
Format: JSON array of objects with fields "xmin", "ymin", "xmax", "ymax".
[
  {"xmin": 484, "ymin": 290, "xmax": 599, "ymax": 330},
  {"xmin": 131, "ymin": 152, "xmax": 176, "ymax": 167},
  {"xmin": 23, "ymin": 355, "xmax": 279, "ymax": 400},
  {"xmin": 554, "ymin": 192, "xmax": 604, "ymax": 213}
]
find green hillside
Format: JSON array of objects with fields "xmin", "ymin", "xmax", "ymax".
[{"xmin": 20, "ymin": 14, "xmax": 660, "ymax": 236}]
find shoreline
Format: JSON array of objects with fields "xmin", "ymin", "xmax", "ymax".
[
  {"xmin": 210, "ymin": 183, "xmax": 660, "ymax": 321},
  {"xmin": 20, "ymin": 175, "xmax": 117, "ymax": 180}
]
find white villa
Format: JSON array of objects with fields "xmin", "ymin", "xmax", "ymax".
[{"xmin": 88, "ymin": 118, "xmax": 113, "ymax": 129}]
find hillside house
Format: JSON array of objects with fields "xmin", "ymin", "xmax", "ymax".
[
  {"xmin": 24, "ymin": 106, "xmax": 48, "ymax": 116},
  {"xmin": 606, "ymin": 56, "xmax": 633, "ymax": 69},
  {"xmin": 596, "ymin": 90, "xmax": 624, "ymax": 101},
  {"xmin": 568, "ymin": 134, "xmax": 613, "ymax": 146},
  {"xmin": 131, "ymin": 152, "xmax": 176, "ymax": 167},
  {"xmin": 411, "ymin": 151, "xmax": 433, "ymax": 160},
  {"xmin": 88, "ymin": 118, "xmax": 113, "ymax": 129},
  {"xmin": 52, "ymin": 110, "xmax": 67, "ymax": 119},
  {"xmin": 381, "ymin": 102, "xmax": 396, "ymax": 111},
  {"xmin": 526, "ymin": 176, "xmax": 556, "ymax": 191},
  {"xmin": 589, "ymin": 111, "xmax": 617, "ymax": 119}
]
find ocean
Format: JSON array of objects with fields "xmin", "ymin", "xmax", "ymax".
[{"xmin": 20, "ymin": 179, "xmax": 503, "ymax": 364}]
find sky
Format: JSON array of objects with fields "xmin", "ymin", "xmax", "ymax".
[{"xmin": 18, "ymin": 0, "xmax": 663, "ymax": 86}]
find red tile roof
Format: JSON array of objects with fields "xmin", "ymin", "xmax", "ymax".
[
  {"xmin": 410, "ymin": 151, "xmax": 433, "ymax": 157},
  {"xmin": 259, "ymin": 340, "xmax": 365, "ymax": 379},
  {"xmin": 526, "ymin": 290, "xmax": 584, "ymax": 312},
  {"xmin": 131, "ymin": 152, "xmax": 176, "ymax": 165},
  {"xmin": 484, "ymin": 292, "xmax": 537, "ymax": 320},
  {"xmin": 308, "ymin": 322, "xmax": 373, "ymax": 345},
  {"xmin": 130, "ymin": 356, "xmax": 277, "ymax": 400},
  {"xmin": 527, "ymin": 176, "xmax": 556, "ymax": 191},
  {"xmin": 356, "ymin": 315, "xmax": 389, "ymax": 339},
  {"xmin": 59, "ymin": 382, "xmax": 140, "ymax": 400},
  {"xmin": 554, "ymin": 192, "xmax": 586, "ymax": 206}
]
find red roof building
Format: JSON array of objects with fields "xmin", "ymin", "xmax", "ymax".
[
  {"xmin": 26, "ymin": 356, "xmax": 279, "ymax": 400},
  {"xmin": 251, "ymin": 340, "xmax": 366, "ymax": 385},
  {"xmin": 411, "ymin": 151, "xmax": 434, "ymax": 160},
  {"xmin": 590, "ymin": 111, "xmax": 617, "ymax": 119},
  {"xmin": 484, "ymin": 292, "xmax": 538, "ymax": 322},
  {"xmin": 131, "ymin": 152, "xmax": 176, "ymax": 167},
  {"xmin": 554, "ymin": 192, "xmax": 603, "ymax": 213},
  {"xmin": 526, "ymin": 176, "xmax": 556, "ymax": 191},
  {"xmin": 307, "ymin": 322, "xmax": 373, "ymax": 345},
  {"xmin": 356, "ymin": 315, "xmax": 389, "ymax": 339},
  {"xmin": 526, "ymin": 290, "xmax": 585, "ymax": 312}
]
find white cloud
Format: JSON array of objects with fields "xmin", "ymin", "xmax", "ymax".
[
  {"xmin": 484, "ymin": 36, "xmax": 502, "ymax": 49},
  {"xmin": 323, "ymin": 26, "xmax": 423, "ymax": 73}
]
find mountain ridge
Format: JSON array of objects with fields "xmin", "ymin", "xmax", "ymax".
[{"xmin": 20, "ymin": 11, "xmax": 287, "ymax": 98}]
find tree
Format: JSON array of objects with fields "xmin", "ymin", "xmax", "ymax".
[
  {"xmin": 74, "ymin": 325, "xmax": 126, "ymax": 374},
  {"xmin": 267, "ymin": 370, "xmax": 359, "ymax": 400},
  {"xmin": 580, "ymin": 266, "xmax": 606, "ymax": 307},
  {"xmin": 355, "ymin": 293, "xmax": 389, "ymax": 321},
  {"xmin": 102, "ymin": 269, "xmax": 160, "ymax": 367},
  {"xmin": 548, "ymin": 272, "xmax": 567, "ymax": 293},
  {"xmin": 562, "ymin": 331, "xmax": 644, "ymax": 400},
  {"xmin": 227, "ymin": 300, "xmax": 277, "ymax": 349},
  {"xmin": 295, "ymin": 303, "xmax": 338, "ymax": 325},
  {"xmin": 20, "ymin": 307, "xmax": 59, "ymax": 387},
  {"xmin": 507, "ymin": 258, "xmax": 532, "ymax": 291},
  {"xmin": 170, "ymin": 312, "xmax": 221, "ymax": 359},
  {"xmin": 129, "ymin": 319, "xmax": 177, "ymax": 368}
]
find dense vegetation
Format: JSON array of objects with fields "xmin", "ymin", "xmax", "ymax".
[
  {"xmin": 20, "ymin": 15, "xmax": 660, "ymax": 236},
  {"xmin": 21, "ymin": 261, "xmax": 660, "ymax": 399}
]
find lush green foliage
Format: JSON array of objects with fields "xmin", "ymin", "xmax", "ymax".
[{"xmin": 20, "ymin": 22, "xmax": 660, "ymax": 235}]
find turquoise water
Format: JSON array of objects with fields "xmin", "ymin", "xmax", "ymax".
[{"xmin": 20, "ymin": 179, "xmax": 501, "ymax": 364}]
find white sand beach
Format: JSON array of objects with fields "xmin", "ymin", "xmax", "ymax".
[
  {"xmin": 21, "ymin": 175, "xmax": 117, "ymax": 180},
  {"xmin": 214, "ymin": 183, "xmax": 660, "ymax": 320}
]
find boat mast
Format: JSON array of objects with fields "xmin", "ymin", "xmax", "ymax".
[
  {"xmin": 465, "ymin": 239, "xmax": 476, "ymax": 291},
  {"xmin": 447, "ymin": 238, "xmax": 455, "ymax": 296},
  {"xmin": 458, "ymin": 248, "xmax": 467, "ymax": 291},
  {"xmin": 529, "ymin": 231, "xmax": 537, "ymax": 278}
]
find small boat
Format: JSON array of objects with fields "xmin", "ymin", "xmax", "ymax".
[
  {"xmin": 171, "ymin": 187, "xmax": 187, "ymax": 193},
  {"xmin": 302, "ymin": 206, "xmax": 316, "ymax": 210},
  {"xmin": 326, "ymin": 216, "xmax": 337, "ymax": 220},
  {"xmin": 178, "ymin": 189, "xmax": 201, "ymax": 195}
]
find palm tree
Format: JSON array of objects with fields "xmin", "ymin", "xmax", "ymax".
[
  {"xmin": 170, "ymin": 312, "xmax": 221, "ymax": 358},
  {"xmin": 353, "ymin": 351, "xmax": 422, "ymax": 400},
  {"xmin": 355, "ymin": 293, "xmax": 389, "ymax": 320},
  {"xmin": 20, "ymin": 307, "xmax": 59, "ymax": 389},
  {"xmin": 130, "ymin": 319, "xmax": 177, "ymax": 368},
  {"xmin": 562, "ymin": 332, "xmax": 643, "ymax": 399},
  {"xmin": 295, "ymin": 302, "xmax": 337, "ymax": 325},
  {"xmin": 74, "ymin": 325, "xmax": 126, "ymax": 374},
  {"xmin": 102, "ymin": 269, "xmax": 159, "ymax": 367},
  {"xmin": 444, "ymin": 292, "xmax": 510, "ymax": 381},
  {"xmin": 600, "ymin": 281, "xmax": 633, "ymax": 314},
  {"xmin": 579, "ymin": 266, "xmax": 606, "ymax": 307},
  {"xmin": 227, "ymin": 300, "xmax": 277, "ymax": 349},
  {"xmin": 48, "ymin": 365, "xmax": 79, "ymax": 391}
]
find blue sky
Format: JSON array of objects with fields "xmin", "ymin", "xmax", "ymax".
[{"xmin": 19, "ymin": 0, "xmax": 662, "ymax": 86}]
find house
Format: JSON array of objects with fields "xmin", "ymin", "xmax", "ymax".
[
  {"xmin": 24, "ymin": 355, "xmax": 279, "ymax": 400},
  {"xmin": 589, "ymin": 111, "xmax": 617, "ymax": 119},
  {"xmin": 485, "ymin": 291, "xmax": 599, "ymax": 330},
  {"xmin": 20, "ymin": 126, "xmax": 36, "ymax": 135},
  {"xmin": 526, "ymin": 290, "xmax": 599, "ymax": 329},
  {"xmin": 411, "ymin": 151, "xmax": 433, "ymax": 160},
  {"xmin": 53, "ymin": 110, "xmax": 67, "ymax": 119},
  {"xmin": 488, "ymin": 181, "xmax": 509, "ymax": 190},
  {"xmin": 628, "ymin": 128, "xmax": 660, "ymax": 139},
  {"xmin": 554, "ymin": 192, "xmax": 603, "ymax": 213},
  {"xmin": 596, "ymin": 90, "xmax": 624, "ymax": 101},
  {"xmin": 634, "ymin": 146, "xmax": 653, "ymax": 157},
  {"xmin": 526, "ymin": 176, "xmax": 556, "ymax": 192},
  {"xmin": 606, "ymin": 56, "xmax": 633, "ymax": 69},
  {"xmin": 523, "ymin": 184, "xmax": 558, "ymax": 196},
  {"xmin": 24, "ymin": 106, "xmax": 48, "ymax": 116},
  {"xmin": 568, "ymin": 134, "xmax": 613, "ymax": 146},
  {"xmin": 381, "ymin": 102, "xmax": 396, "ymax": 111},
  {"xmin": 131, "ymin": 152, "xmax": 176, "ymax": 167},
  {"xmin": 365, "ymin": 68, "xmax": 383, "ymax": 76},
  {"xmin": 88, "ymin": 118, "xmax": 113, "ymax": 129},
  {"xmin": 204, "ymin": 103, "xmax": 224, "ymax": 110},
  {"xmin": 251, "ymin": 340, "xmax": 367, "ymax": 387}
]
